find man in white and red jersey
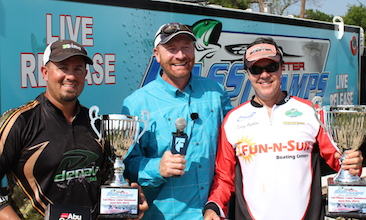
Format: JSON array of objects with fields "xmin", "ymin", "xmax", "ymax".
[{"xmin": 203, "ymin": 37, "xmax": 363, "ymax": 220}]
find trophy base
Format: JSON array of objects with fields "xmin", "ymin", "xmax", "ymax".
[
  {"xmin": 327, "ymin": 177, "xmax": 366, "ymax": 217},
  {"xmin": 98, "ymin": 185, "xmax": 139, "ymax": 219}
]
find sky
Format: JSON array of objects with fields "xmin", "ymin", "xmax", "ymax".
[{"xmin": 287, "ymin": 0, "xmax": 363, "ymax": 16}]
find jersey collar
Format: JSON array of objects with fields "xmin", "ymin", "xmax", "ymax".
[{"xmin": 250, "ymin": 91, "xmax": 290, "ymax": 107}]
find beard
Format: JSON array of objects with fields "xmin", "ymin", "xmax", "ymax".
[{"xmin": 60, "ymin": 92, "xmax": 78, "ymax": 102}]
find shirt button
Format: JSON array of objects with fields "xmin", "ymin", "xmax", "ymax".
[
  {"xmin": 196, "ymin": 142, "xmax": 199, "ymax": 145},
  {"xmin": 200, "ymin": 187, "xmax": 204, "ymax": 190},
  {"xmin": 198, "ymin": 165, "xmax": 202, "ymax": 168},
  {"xmin": 176, "ymin": 91, "xmax": 184, "ymax": 97}
]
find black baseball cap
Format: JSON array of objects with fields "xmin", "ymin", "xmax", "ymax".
[{"xmin": 43, "ymin": 39, "xmax": 93, "ymax": 65}]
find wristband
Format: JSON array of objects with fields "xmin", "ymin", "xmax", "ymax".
[
  {"xmin": 202, "ymin": 202, "xmax": 220, "ymax": 216},
  {"xmin": 0, "ymin": 195, "xmax": 8, "ymax": 204},
  {"xmin": 0, "ymin": 195, "xmax": 9, "ymax": 211}
]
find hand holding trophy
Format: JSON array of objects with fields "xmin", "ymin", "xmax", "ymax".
[
  {"xmin": 312, "ymin": 96, "xmax": 366, "ymax": 215},
  {"xmin": 89, "ymin": 105, "xmax": 149, "ymax": 219}
]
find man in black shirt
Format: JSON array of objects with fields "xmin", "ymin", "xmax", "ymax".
[{"xmin": 0, "ymin": 39, "xmax": 147, "ymax": 219}]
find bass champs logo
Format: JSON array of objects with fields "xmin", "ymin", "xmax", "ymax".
[{"xmin": 141, "ymin": 19, "xmax": 332, "ymax": 106}]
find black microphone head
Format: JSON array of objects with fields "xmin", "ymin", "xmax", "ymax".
[
  {"xmin": 175, "ymin": 118, "xmax": 187, "ymax": 132},
  {"xmin": 191, "ymin": 113, "xmax": 199, "ymax": 120}
]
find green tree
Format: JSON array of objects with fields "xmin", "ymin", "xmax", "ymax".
[
  {"xmin": 303, "ymin": 9, "xmax": 333, "ymax": 22},
  {"xmin": 270, "ymin": 0, "xmax": 301, "ymax": 15},
  {"xmin": 343, "ymin": 3, "xmax": 366, "ymax": 32},
  {"xmin": 244, "ymin": 0, "xmax": 320, "ymax": 15},
  {"xmin": 209, "ymin": 0, "xmax": 251, "ymax": 9}
]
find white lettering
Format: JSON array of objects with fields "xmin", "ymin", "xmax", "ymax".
[
  {"xmin": 104, "ymin": 54, "xmax": 116, "ymax": 84},
  {"xmin": 46, "ymin": 13, "xmax": 94, "ymax": 45},
  {"xmin": 86, "ymin": 54, "xmax": 116, "ymax": 85},
  {"xmin": 46, "ymin": 13, "xmax": 59, "ymax": 44},
  {"xmin": 88, "ymin": 53, "xmax": 104, "ymax": 85},
  {"xmin": 330, "ymin": 92, "xmax": 354, "ymax": 105},
  {"xmin": 336, "ymin": 74, "xmax": 348, "ymax": 89},
  {"xmin": 82, "ymin": 17, "xmax": 93, "ymax": 46},
  {"xmin": 21, "ymin": 53, "xmax": 37, "ymax": 88},
  {"xmin": 66, "ymin": 15, "xmax": 81, "ymax": 42}
]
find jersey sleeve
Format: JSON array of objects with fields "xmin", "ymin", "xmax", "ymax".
[
  {"xmin": 206, "ymin": 119, "xmax": 236, "ymax": 217},
  {"xmin": 0, "ymin": 107, "xmax": 27, "ymax": 210},
  {"xmin": 0, "ymin": 108, "xmax": 26, "ymax": 179}
]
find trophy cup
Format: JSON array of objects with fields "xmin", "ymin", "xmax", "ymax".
[
  {"xmin": 312, "ymin": 96, "xmax": 366, "ymax": 215},
  {"xmin": 89, "ymin": 105, "xmax": 149, "ymax": 219}
]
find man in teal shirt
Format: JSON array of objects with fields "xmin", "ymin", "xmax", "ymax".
[{"xmin": 122, "ymin": 22, "xmax": 232, "ymax": 220}]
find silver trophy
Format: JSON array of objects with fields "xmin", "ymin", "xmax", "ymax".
[
  {"xmin": 89, "ymin": 105, "xmax": 149, "ymax": 186},
  {"xmin": 89, "ymin": 105, "xmax": 149, "ymax": 218},
  {"xmin": 312, "ymin": 96, "xmax": 366, "ymax": 182},
  {"xmin": 312, "ymin": 96, "xmax": 366, "ymax": 214}
]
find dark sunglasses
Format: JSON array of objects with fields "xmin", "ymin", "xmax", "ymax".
[
  {"xmin": 159, "ymin": 24, "xmax": 192, "ymax": 36},
  {"xmin": 248, "ymin": 62, "xmax": 280, "ymax": 75}
]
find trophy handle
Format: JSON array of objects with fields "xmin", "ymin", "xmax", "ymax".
[
  {"xmin": 137, "ymin": 109, "xmax": 150, "ymax": 143},
  {"xmin": 311, "ymin": 96, "xmax": 327, "ymax": 132},
  {"xmin": 89, "ymin": 105, "xmax": 102, "ymax": 141}
]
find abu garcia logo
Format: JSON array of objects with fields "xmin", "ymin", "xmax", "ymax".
[{"xmin": 59, "ymin": 212, "xmax": 82, "ymax": 220}]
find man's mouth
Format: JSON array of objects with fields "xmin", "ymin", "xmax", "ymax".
[
  {"xmin": 260, "ymin": 82, "xmax": 272, "ymax": 85},
  {"xmin": 63, "ymin": 84, "xmax": 76, "ymax": 88},
  {"xmin": 172, "ymin": 62, "xmax": 187, "ymax": 66}
]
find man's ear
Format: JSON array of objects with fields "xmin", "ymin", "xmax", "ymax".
[
  {"xmin": 154, "ymin": 47, "xmax": 160, "ymax": 63},
  {"xmin": 41, "ymin": 65, "xmax": 49, "ymax": 81}
]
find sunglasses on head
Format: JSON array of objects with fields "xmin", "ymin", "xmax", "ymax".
[
  {"xmin": 160, "ymin": 24, "xmax": 191, "ymax": 36},
  {"xmin": 248, "ymin": 62, "xmax": 280, "ymax": 75}
]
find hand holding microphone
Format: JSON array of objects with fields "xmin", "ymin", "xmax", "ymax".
[
  {"xmin": 159, "ymin": 118, "xmax": 189, "ymax": 178},
  {"xmin": 159, "ymin": 151, "xmax": 186, "ymax": 177},
  {"xmin": 171, "ymin": 118, "xmax": 188, "ymax": 155}
]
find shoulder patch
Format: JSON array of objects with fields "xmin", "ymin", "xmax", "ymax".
[{"xmin": 0, "ymin": 100, "xmax": 39, "ymax": 131}]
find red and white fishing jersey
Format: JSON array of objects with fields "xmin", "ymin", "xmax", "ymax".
[{"xmin": 207, "ymin": 94, "xmax": 341, "ymax": 220}]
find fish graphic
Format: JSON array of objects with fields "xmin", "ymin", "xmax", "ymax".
[
  {"xmin": 191, "ymin": 19, "xmax": 301, "ymax": 64},
  {"xmin": 191, "ymin": 19, "xmax": 222, "ymax": 62}
]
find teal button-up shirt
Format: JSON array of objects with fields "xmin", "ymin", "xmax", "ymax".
[{"xmin": 122, "ymin": 73, "xmax": 232, "ymax": 220}]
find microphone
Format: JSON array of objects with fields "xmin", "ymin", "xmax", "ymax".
[
  {"xmin": 190, "ymin": 113, "xmax": 199, "ymax": 120},
  {"xmin": 171, "ymin": 118, "xmax": 188, "ymax": 155},
  {"xmin": 175, "ymin": 117, "xmax": 187, "ymax": 134}
]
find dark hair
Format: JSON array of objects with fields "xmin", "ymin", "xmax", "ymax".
[{"xmin": 243, "ymin": 37, "xmax": 284, "ymax": 70}]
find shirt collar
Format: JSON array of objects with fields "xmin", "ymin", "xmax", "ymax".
[
  {"xmin": 38, "ymin": 92, "xmax": 81, "ymax": 118},
  {"xmin": 156, "ymin": 72, "xmax": 194, "ymax": 97},
  {"xmin": 250, "ymin": 91, "xmax": 290, "ymax": 107}
]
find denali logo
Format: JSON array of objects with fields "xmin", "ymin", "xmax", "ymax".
[
  {"xmin": 59, "ymin": 213, "xmax": 82, "ymax": 220},
  {"xmin": 62, "ymin": 43, "xmax": 82, "ymax": 51}
]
